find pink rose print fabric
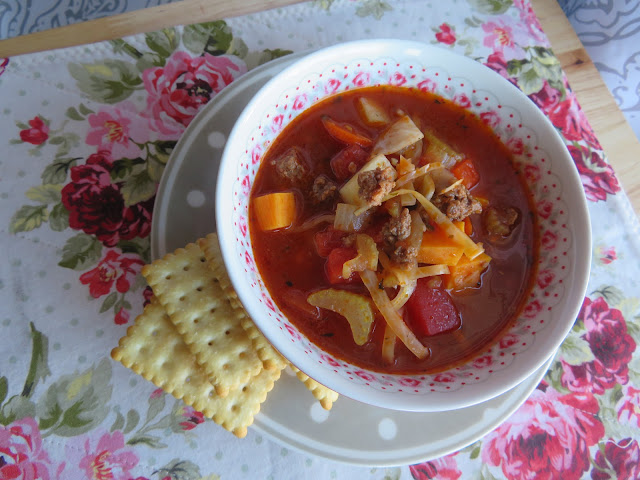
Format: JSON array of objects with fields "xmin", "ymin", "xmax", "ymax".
[
  {"xmin": 61, "ymin": 153, "xmax": 154, "ymax": 248},
  {"xmin": 86, "ymin": 102, "xmax": 149, "ymax": 159},
  {"xmin": 561, "ymin": 297, "xmax": 636, "ymax": 395},
  {"xmin": 65, "ymin": 430, "xmax": 138, "ymax": 480},
  {"xmin": 143, "ymin": 51, "xmax": 246, "ymax": 140},
  {"xmin": 0, "ymin": 419, "xmax": 55, "ymax": 480},
  {"xmin": 482, "ymin": 386, "xmax": 604, "ymax": 480}
]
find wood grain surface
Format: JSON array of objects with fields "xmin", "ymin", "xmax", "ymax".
[{"xmin": 0, "ymin": 0, "xmax": 637, "ymax": 216}]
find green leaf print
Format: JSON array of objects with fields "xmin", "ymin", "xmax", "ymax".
[
  {"xmin": 592, "ymin": 285, "xmax": 625, "ymax": 308},
  {"xmin": 0, "ymin": 323, "xmax": 49, "ymax": 424},
  {"xmin": 516, "ymin": 63, "xmax": 544, "ymax": 95},
  {"xmin": 123, "ymin": 408, "xmax": 140, "ymax": 434},
  {"xmin": 9, "ymin": 204, "xmax": 49, "ymax": 233},
  {"xmin": 25, "ymin": 184, "xmax": 62, "ymax": 204},
  {"xmin": 154, "ymin": 459, "xmax": 202, "ymax": 480},
  {"xmin": 68, "ymin": 59, "xmax": 142, "ymax": 104},
  {"xmin": 49, "ymin": 203, "xmax": 70, "ymax": 232},
  {"xmin": 146, "ymin": 390, "xmax": 167, "ymax": 424},
  {"xmin": 21, "ymin": 323, "xmax": 51, "ymax": 398},
  {"xmin": 0, "ymin": 396, "xmax": 37, "ymax": 425},
  {"xmin": 558, "ymin": 333, "xmax": 595, "ymax": 366},
  {"xmin": 120, "ymin": 169, "xmax": 157, "ymax": 207},
  {"xmin": 58, "ymin": 233, "xmax": 103, "ymax": 270},
  {"xmin": 49, "ymin": 132, "xmax": 81, "ymax": 159},
  {"xmin": 110, "ymin": 410, "xmax": 126, "ymax": 432},
  {"xmin": 545, "ymin": 359, "xmax": 570, "ymax": 394},
  {"xmin": 99, "ymin": 292, "xmax": 118, "ymax": 313},
  {"xmin": 128, "ymin": 434, "xmax": 167, "ymax": 448},
  {"xmin": 467, "ymin": 0, "xmax": 513, "ymax": 15},
  {"xmin": 36, "ymin": 358, "xmax": 113, "ymax": 436},
  {"xmin": 117, "ymin": 238, "xmax": 151, "ymax": 263},
  {"xmin": 183, "ymin": 21, "xmax": 233, "ymax": 56},
  {"xmin": 0, "ymin": 377, "xmax": 7, "ymax": 405},
  {"xmin": 110, "ymin": 157, "xmax": 146, "ymax": 181},
  {"xmin": 355, "ymin": 0, "xmax": 393, "ymax": 19},
  {"xmin": 145, "ymin": 28, "xmax": 179, "ymax": 59},
  {"xmin": 41, "ymin": 157, "xmax": 79, "ymax": 184},
  {"xmin": 78, "ymin": 103, "xmax": 95, "ymax": 116},
  {"xmin": 65, "ymin": 106, "xmax": 85, "ymax": 121}
]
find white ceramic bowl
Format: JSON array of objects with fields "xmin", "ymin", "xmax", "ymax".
[{"xmin": 216, "ymin": 39, "xmax": 591, "ymax": 412}]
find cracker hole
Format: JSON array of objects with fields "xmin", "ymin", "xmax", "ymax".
[
  {"xmin": 200, "ymin": 257, "xmax": 206, "ymax": 263},
  {"xmin": 151, "ymin": 330, "xmax": 158, "ymax": 336},
  {"xmin": 239, "ymin": 351, "xmax": 246, "ymax": 359},
  {"xmin": 208, "ymin": 341, "xmax": 213, "ymax": 346},
  {"xmin": 179, "ymin": 296, "xmax": 186, "ymax": 302},
  {"xmin": 242, "ymin": 386, "xmax": 248, "ymax": 392},
  {"xmin": 225, "ymin": 330, "xmax": 230, "ymax": 335},
  {"xmin": 208, "ymin": 390, "xmax": 215, "ymax": 397},
  {"xmin": 193, "ymin": 318, "xmax": 199, "ymax": 324},
  {"xmin": 231, "ymin": 404, "xmax": 239, "ymax": 412},
  {"xmin": 223, "ymin": 364, "xmax": 229, "ymax": 370},
  {"xmin": 210, "ymin": 308, "xmax": 216, "ymax": 314},
  {"xmin": 183, "ymin": 266, "xmax": 190, "ymax": 271},
  {"xmin": 196, "ymin": 286, "xmax": 204, "ymax": 292},
  {"xmin": 165, "ymin": 275, "xmax": 172, "ymax": 280},
  {"xmin": 185, "ymin": 376, "xmax": 191, "ymax": 383}
]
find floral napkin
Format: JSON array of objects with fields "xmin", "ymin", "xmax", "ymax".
[{"xmin": 1, "ymin": 0, "xmax": 639, "ymax": 479}]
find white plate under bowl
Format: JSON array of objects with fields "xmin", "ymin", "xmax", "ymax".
[{"xmin": 150, "ymin": 53, "xmax": 553, "ymax": 466}]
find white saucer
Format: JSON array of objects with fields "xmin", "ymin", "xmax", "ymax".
[{"xmin": 150, "ymin": 52, "xmax": 553, "ymax": 467}]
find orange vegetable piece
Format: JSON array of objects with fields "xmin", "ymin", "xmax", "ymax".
[
  {"xmin": 322, "ymin": 116, "xmax": 372, "ymax": 147},
  {"xmin": 417, "ymin": 227, "xmax": 465, "ymax": 266},
  {"xmin": 451, "ymin": 158, "xmax": 480, "ymax": 189},
  {"xmin": 444, "ymin": 252, "xmax": 491, "ymax": 290},
  {"xmin": 253, "ymin": 192, "xmax": 297, "ymax": 231}
]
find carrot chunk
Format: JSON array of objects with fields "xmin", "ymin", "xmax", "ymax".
[
  {"xmin": 253, "ymin": 192, "xmax": 297, "ymax": 231},
  {"xmin": 322, "ymin": 116, "xmax": 372, "ymax": 147}
]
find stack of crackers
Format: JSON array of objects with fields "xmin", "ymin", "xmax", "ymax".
[{"xmin": 111, "ymin": 233, "xmax": 338, "ymax": 438}]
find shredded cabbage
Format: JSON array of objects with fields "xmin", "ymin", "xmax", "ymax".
[
  {"xmin": 343, "ymin": 234, "xmax": 378, "ymax": 279},
  {"xmin": 381, "ymin": 323, "xmax": 397, "ymax": 364},
  {"xmin": 334, "ymin": 203, "xmax": 372, "ymax": 232},
  {"xmin": 396, "ymin": 162, "xmax": 442, "ymax": 188},
  {"xmin": 371, "ymin": 116, "xmax": 424, "ymax": 157},
  {"xmin": 359, "ymin": 269, "xmax": 429, "ymax": 359},
  {"xmin": 390, "ymin": 281, "xmax": 417, "ymax": 310}
]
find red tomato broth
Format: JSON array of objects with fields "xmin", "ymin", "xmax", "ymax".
[{"xmin": 249, "ymin": 85, "xmax": 538, "ymax": 374}]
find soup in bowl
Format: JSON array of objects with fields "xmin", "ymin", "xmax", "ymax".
[{"xmin": 216, "ymin": 40, "xmax": 591, "ymax": 411}]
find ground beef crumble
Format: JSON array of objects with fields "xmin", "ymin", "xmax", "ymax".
[
  {"xmin": 432, "ymin": 183, "xmax": 482, "ymax": 222},
  {"xmin": 275, "ymin": 148, "xmax": 308, "ymax": 184},
  {"xmin": 358, "ymin": 166, "xmax": 396, "ymax": 206},
  {"xmin": 310, "ymin": 175, "xmax": 337, "ymax": 204},
  {"xmin": 381, "ymin": 208, "xmax": 417, "ymax": 266},
  {"xmin": 382, "ymin": 207, "xmax": 411, "ymax": 247}
]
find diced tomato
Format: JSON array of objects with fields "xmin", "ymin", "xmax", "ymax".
[
  {"xmin": 330, "ymin": 144, "xmax": 369, "ymax": 181},
  {"xmin": 322, "ymin": 116, "xmax": 372, "ymax": 147},
  {"xmin": 405, "ymin": 278, "xmax": 461, "ymax": 336},
  {"xmin": 451, "ymin": 158, "xmax": 480, "ymax": 189},
  {"xmin": 314, "ymin": 227, "xmax": 347, "ymax": 257},
  {"xmin": 325, "ymin": 247, "xmax": 359, "ymax": 284}
]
